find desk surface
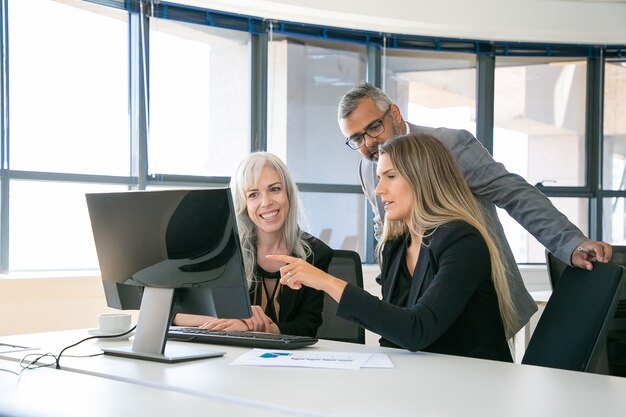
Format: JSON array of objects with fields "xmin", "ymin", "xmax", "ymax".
[
  {"xmin": 0, "ymin": 358, "xmax": 292, "ymax": 417},
  {"xmin": 2, "ymin": 329, "xmax": 626, "ymax": 417}
]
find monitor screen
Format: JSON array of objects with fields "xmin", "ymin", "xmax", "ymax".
[{"xmin": 86, "ymin": 188, "xmax": 252, "ymax": 363}]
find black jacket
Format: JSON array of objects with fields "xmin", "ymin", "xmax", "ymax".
[
  {"xmin": 337, "ymin": 221, "xmax": 512, "ymax": 362},
  {"xmin": 256, "ymin": 234, "xmax": 332, "ymax": 337}
]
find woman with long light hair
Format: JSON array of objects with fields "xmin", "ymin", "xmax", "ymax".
[
  {"xmin": 271, "ymin": 134, "xmax": 515, "ymax": 361},
  {"xmin": 175, "ymin": 152, "xmax": 332, "ymax": 336}
]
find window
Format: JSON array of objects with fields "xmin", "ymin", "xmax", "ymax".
[
  {"xmin": 300, "ymin": 193, "xmax": 367, "ymax": 257},
  {"xmin": 494, "ymin": 58, "xmax": 587, "ymax": 188},
  {"xmin": 9, "ymin": 0, "xmax": 129, "ymax": 176},
  {"xmin": 267, "ymin": 35, "xmax": 367, "ymax": 257},
  {"xmin": 603, "ymin": 61, "xmax": 626, "ymax": 191},
  {"xmin": 0, "ymin": 1, "xmax": 618, "ymax": 271},
  {"xmin": 267, "ymin": 35, "xmax": 366, "ymax": 185},
  {"xmin": 497, "ymin": 198, "xmax": 589, "ymax": 263},
  {"xmin": 493, "ymin": 58, "xmax": 588, "ymax": 262},
  {"xmin": 148, "ymin": 18, "xmax": 251, "ymax": 177},
  {"xmin": 9, "ymin": 181, "xmax": 125, "ymax": 271},
  {"xmin": 384, "ymin": 50, "xmax": 477, "ymax": 134},
  {"xmin": 602, "ymin": 60, "xmax": 626, "ymax": 244},
  {"xmin": 604, "ymin": 197, "xmax": 626, "ymax": 245},
  {"xmin": 7, "ymin": 0, "xmax": 128, "ymax": 271}
]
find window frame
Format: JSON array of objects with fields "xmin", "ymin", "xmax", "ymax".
[{"xmin": 0, "ymin": 0, "xmax": 624, "ymax": 271}]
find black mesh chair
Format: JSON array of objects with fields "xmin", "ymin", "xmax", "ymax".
[
  {"xmin": 523, "ymin": 261, "xmax": 625, "ymax": 372},
  {"xmin": 315, "ymin": 250, "xmax": 365, "ymax": 344}
]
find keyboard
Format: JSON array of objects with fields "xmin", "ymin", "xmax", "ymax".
[{"xmin": 167, "ymin": 327, "xmax": 318, "ymax": 350}]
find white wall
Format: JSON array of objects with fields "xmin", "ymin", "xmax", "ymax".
[
  {"xmin": 178, "ymin": 0, "xmax": 626, "ymax": 45},
  {"xmin": 0, "ymin": 274, "xmax": 139, "ymax": 336}
]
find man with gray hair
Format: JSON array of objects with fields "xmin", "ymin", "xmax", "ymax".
[{"xmin": 338, "ymin": 81, "xmax": 612, "ymax": 334}]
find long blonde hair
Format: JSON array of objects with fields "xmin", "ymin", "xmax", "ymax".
[
  {"xmin": 376, "ymin": 134, "xmax": 516, "ymax": 337},
  {"xmin": 230, "ymin": 152, "xmax": 311, "ymax": 287}
]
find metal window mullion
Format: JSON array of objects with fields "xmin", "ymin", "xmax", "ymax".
[
  {"xmin": 129, "ymin": 2, "xmax": 149, "ymax": 190},
  {"xmin": 364, "ymin": 44, "xmax": 381, "ymax": 263},
  {"xmin": 251, "ymin": 31, "xmax": 268, "ymax": 152},
  {"xmin": 118, "ymin": 0, "xmax": 613, "ymax": 58},
  {"xmin": 9, "ymin": 170, "xmax": 133, "ymax": 184},
  {"xmin": 586, "ymin": 49, "xmax": 604, "ymax": 240},
  {"xmin": 0, "ymin": 0, "xmax": 9, "ymax": 272},
  {"xmin": 476, "ymin": 51, "xmax": 495, "ymax": 152},
  {"xmin": 598, "ymin": 190, "xmax": 626, "ymax": 198},
  {"xmin": 535, "ymin": 186, "xmax": 593, "ymax": 198},
  {"xmin": 366, "ymin": 43, "xmax": 381, "ymax": 88},
  {"xmin": 83, "ymin": 0, "xmax": 126, "ymax": 10},
  {"xmin": 296, "ymin": 184, "xmax": 362, "ymax": 193}
]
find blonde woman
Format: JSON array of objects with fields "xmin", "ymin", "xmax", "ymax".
[
  {"xmin": 175, "ymin": 152, "xmax": 332, "ymax": 336},
  {"xmin": 270, "ymin": 134, "xmax": 515, "ymax": 361}
]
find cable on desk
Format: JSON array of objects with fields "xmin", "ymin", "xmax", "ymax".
[
  {"xmin": 62, "ymin": 353, "xmax": 105, "ymax": 359},
  {"xmin": 0, "ymin": 352, "xmax": 57, "ymax": 376},
  {"xmin": 55, "ymin": 325, "xmax": 137, "ymax": 369},
  {"xmin": 21, "ymin": 353, "xmax": 57, "ymax": 371},
  {"xmin": 0, "ymin": 326, "xmax": 137, "ymax": 375},
  {"xmin": 0, "ymin": 367, "xmax": 20, "ymax": 376}
]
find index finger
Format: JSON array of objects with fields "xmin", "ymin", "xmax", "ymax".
[{"xmin": 265, "ymin": 254, "xmax": 299, "ymax": 264}]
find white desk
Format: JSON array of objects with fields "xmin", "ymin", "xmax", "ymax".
[
  {"xmin": 1, "ymin": 329, "xmax": 626, "ymax": 417},
  {"xmin": 0, "ymin": 357, "xmax": 293, "ymax": 417}
]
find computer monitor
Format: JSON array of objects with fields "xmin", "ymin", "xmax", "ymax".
[{"xmin": 86, "ymin": 188, "xmax": 252, "ymax": 363}]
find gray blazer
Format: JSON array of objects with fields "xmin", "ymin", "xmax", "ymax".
[{"xmin": 359, "ymin": 123, "xmax": 587, "ymax": 334}]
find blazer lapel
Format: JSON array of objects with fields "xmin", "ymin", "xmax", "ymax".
[
  {"xmin": 382, "ymin": 245, "xmax": 405, "ymax": 302},
  {"xmin": 407, "ymin": 247, "xmax": 431, "ymax": 306}
]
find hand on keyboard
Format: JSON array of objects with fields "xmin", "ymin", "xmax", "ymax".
[{"xmin": 200, "ymin": 306, "xmax": 278, "ymax": 334}]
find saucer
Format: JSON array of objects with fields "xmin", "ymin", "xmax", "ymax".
[{"xmin": 88, "ymin": 328, "xmax": 135, "ymax": 341}]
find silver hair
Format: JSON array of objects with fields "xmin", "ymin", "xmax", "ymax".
[
  {"xmin": 337, "ymin": 81, "xmax": 392, "ymax": 120},
  {"xmin": 229, "ymin": 152, "xmax": 311, "ymax": 287}
]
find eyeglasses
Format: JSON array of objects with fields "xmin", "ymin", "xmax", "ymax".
[{"xmin": 344, "ymin": 108, "xmax": 391, "ymax": 150}]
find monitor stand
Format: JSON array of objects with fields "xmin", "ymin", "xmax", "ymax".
[{"xmin": 102, "ymin": 287, "xmax": 224, "ymax": 363}]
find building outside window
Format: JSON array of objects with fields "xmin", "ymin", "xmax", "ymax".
[
  {"xmin": 7, "ymin": 0, "xmax": 128, "ymax": 270},
  {"xmin": 494, "ymin": 58, "xmax": 588, "ymax": 262},
  {"xmin": 267, "ymin": 35, "xmax": 367, "ymax": 258}
]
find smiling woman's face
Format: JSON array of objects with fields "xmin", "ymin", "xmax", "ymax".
[{"xmin": 245, "ymin": 165, "xmax": 290, "ymax": 234}]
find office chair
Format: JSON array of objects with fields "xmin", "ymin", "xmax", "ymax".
[
  {"xmin": 546, "ymin": 246, "xmax": 626, "ymax": 289},
  {"xmin": 522, "ymin": 261, "xmax": 625, "ymax": 372},
  {"xmin": 315, "ymin": 250, "xmax": 366, "ymax": 344},
  {"xmin": 546, "ymin": 247, "xmax": 626, "ymax": 375},
  {"xmin": 545, "ymin": 249, "xmax": 567, "ymax": 290},
  {"xmin": 546, "ymin": 247, "xmax": 626, "ymax": 322}
]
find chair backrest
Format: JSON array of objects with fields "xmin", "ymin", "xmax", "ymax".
[
  {"xmin": 523, "ymin": 261, "xmax": 625, "ymax": 372},
  {"xmin": 545, "ymin": 249, "xmax": 567, "ymax": 290},
  {"xmin": 547, "ymin": 246, "xmax": 626, "ymax": 288},
  {"xmin": 547, "ymin": 248, "xmax": 626, "ymax": 320},
  {"xmin": 315, "ymin": 250, "xmax": 365, "ymax": 344},
  {"xmin": 609, "ymin": 247, "xmax": 626, "ymax": 323}
]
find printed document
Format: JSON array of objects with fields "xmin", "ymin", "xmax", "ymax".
[{"xmin": 231, "ymin": 349, "xmax": 393, "ymax": 370}]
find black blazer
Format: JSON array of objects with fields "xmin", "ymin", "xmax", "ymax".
[
  {"xmin": 266, "ymin": 234, "xmax": 332, "ymax": 337},
  {"xmin": 337, "ymin": 221, "xmax": 512, "ymax": 362}
]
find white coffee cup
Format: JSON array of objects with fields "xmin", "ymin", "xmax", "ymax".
[{"xmin": 98, "ymin": 313, "xmax": 132, "ymax": 334}]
